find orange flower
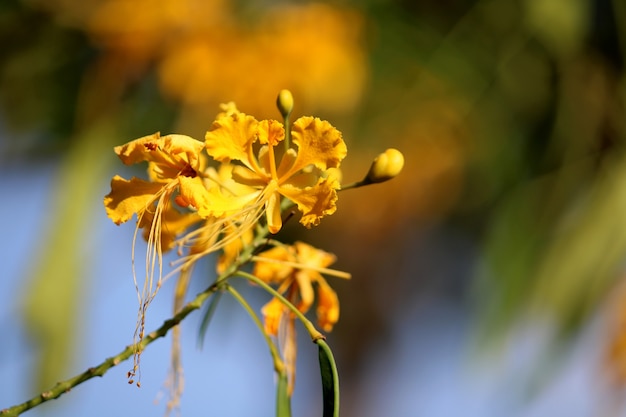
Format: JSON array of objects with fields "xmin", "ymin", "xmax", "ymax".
[
  {"xmin": 205, "ymin": 105, "xmax": 346, "ymax": 234},
  {"xmin": 253, "ymin": 241, "xmax": 349, "ymax": 394},
  {"xmin": 104, "ymin": 132, "xmax": 208, "ymax": 254},
  {"xmin": 104, "ymin": 132, "xmax": 210, "ymax": 382}
]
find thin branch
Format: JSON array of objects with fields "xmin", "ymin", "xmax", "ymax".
[{"xmin": 0, "ymin": 282, "xmax": 222, "ymax": 417}]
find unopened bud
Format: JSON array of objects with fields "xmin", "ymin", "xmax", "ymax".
[
  {"xmin": 365, "ymin": 148, "xmax": 404, "ymax": 184},
  {"xmin": 276, "ymin": 89, "xmax": 294, "ymax": 119}
]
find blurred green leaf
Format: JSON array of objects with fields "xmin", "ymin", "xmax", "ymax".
[
  {"xmin": 21, "ymin": 120, "xmax": 117, "ymax": 390},
  {"xmin": 197, "ymin": 291, "xmax": 223, "ymax": 349}
]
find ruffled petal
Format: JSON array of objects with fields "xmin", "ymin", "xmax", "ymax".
[
  {"xmin": 279, "ymin": 177, "xmax": 339, "ymax": 228},
  {"xmin": 286, "ymin": 117, "xmax": 347, "ymax": 177},
  {"xmin": 115, "ymin": 132, "xmax": 205, "ymax": 178},
  {"xmin": 205, "ymin": 112, "xmax": 259, "ymax": 167},
  {"xmin": 104, "ymin": 175, "xmax": 164, "ymax": 225},
  {"xmin": 257, "ymin": 119, "xmax": 285, "ymax": 146}
]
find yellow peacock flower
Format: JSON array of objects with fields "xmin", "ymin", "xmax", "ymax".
[
  {"xmin": 204, "ymin": 104, "xmax": 347, "ymax": 235},
  {"xmin": 253, "ymin": 241, "xmax": 350, "ymax": 394}
]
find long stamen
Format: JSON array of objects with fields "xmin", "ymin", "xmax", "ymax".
[
  {"xmin": 251, "ymin": 256, "xmax": 352, "ymax": 279},
  {"xmin": 167, "ymin": 193, "xmax": 268, "ymax": 279}
]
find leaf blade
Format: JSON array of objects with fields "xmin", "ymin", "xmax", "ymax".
[{"xmin": 316, "ymin": 339, "xmax": 339, "ymax": 417}]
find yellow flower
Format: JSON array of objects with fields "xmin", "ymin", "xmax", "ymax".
[
  {"xmin": 104, "ymin": 132, "xmax": 209, "ymax": 248},
  {"xmin": 254, "ymin": 241, "xmax": 345, "ymax": 332},
  {"xmin": 252, "ymin": 241, "xmax": 349, "ymax": 395},
  {"xmin": 205, "ymin": 106, "xmax": 347, "ymax": 234},
  {"xmin": 152, "ymin": 3, "xmax": 367, "ymax": 117},
  {"xmin": 172, "ymin": 161, "xmax": 260, "ymax": 273},
  {"xmin": 104, "ymin": 132, "xmax": 211, "ymax": 381}
]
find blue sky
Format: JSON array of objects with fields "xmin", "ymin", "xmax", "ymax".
[{"xmin": 0, "ymin": 160, "xmax": 619, "ymax": 417}]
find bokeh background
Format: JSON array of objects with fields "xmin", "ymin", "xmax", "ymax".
[{"xmin": 2, "ymin": 0, "xmax": 626, "ymax": 415}]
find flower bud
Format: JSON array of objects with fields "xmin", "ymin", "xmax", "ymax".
[
  {"xmin": 276, "ymin": 89, "xmax": 294, "ymax": 119},
  {"xmin": 365, "ymin": 148, "xmax": 404, "ymax": 183}
]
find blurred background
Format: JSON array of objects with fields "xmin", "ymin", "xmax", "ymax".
[{"xmin": 2, "ymin": 0, "xmax": 626, "ymax": 415}]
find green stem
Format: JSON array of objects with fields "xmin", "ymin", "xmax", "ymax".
[
  {"xmin": 0, "ymin": 282, "xmax": 223, "ymax": 417},
  {"xmin": 283, "ymin": 113, "xmax": 291, "ymax": 152},
  {"xmin": 339, "ymin": 178, "xmax": 370, "ymax": 191},
  {"xmin": 225, "ymin": 285, "xmax": 285, "ymax": 374},
  {"xmin": 233, "ymin": 271, "xmax": 324, "ymax": 342}
]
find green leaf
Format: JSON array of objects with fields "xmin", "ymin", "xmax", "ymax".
[
  {"xmin": 316, "ymin": 339, "xmax": 339, "ymax": 417},
  {"xmin": 197, "ymin": 290, "xmax": 223, "ymax": 348},
  {"xmin": 276, "ymin": 371, "xmax": 291, "ymax": 417},
  {"xmin": 21, "ymin": 121, "xmax": 116, "ymax": 391}
]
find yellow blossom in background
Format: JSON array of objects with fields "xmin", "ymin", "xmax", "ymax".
[
  {"xmin": 253, "ymin": 241, "xmax": 349, "ymax": 393},
  {"xmin": 31, "ymin": 0, "xmax": 367, "ymax": 119},
  {"xmin": 87, "ymin": 0, "xmax": 231, "ymax": 61},
  {"xmin": 157, "ymin": 3, "xmax": 367, "ymax": 116}
]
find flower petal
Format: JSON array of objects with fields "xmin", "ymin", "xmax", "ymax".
[
  {"xmin": 294, "ymin": 270, "xmax": 315, "ymax": 313},
  {"xmin": 261, "ymin": 297, "xmax": 287, "ymax": 336},
  {"xmin": 266, "ymin": 190, "xmax": 283, "ymax": 234},
  {"xmin": 294, "ymin": 241, "xmax": 337, "ymax": 269},
  {"xmin": 104, "ymin": 175, "xmax": 164, "ymax": 225},
  {"xmin": 205, "ymin": 112, "xmax": 259, "ymax": 167},
  {"xmin": 287, "ymin": 116, "xmax": 347, "ymax": 176},
  {"xmin": 257, "ymin": 119, "xmax": 285, "ymax": 146},
  {"xmin": 316, "ymin": 278, "xmax": 340, "ymax": 332},
  {"xmin": 253, "ymin": 245, "xmax": 294, "ymax": 284},
  {"xmin": 279, "ymin": 177, "xmax": 340, "ymax": 228},
  {"xmin": 177, "ymin": 176, "xmax": 213, "ymax": 217},
  {"xmin": 115, "ymin": 133, "xmax": 205, "ymax": 178}
]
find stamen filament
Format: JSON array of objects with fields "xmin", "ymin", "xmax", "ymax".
[{"xmin": 250, "ymin": 256, "xmax": 352, "ymax": 279}]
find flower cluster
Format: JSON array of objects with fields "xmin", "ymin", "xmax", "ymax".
[{"xmin": 103, "ymin": 90, "xmax": 403, "ymax": 399}]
